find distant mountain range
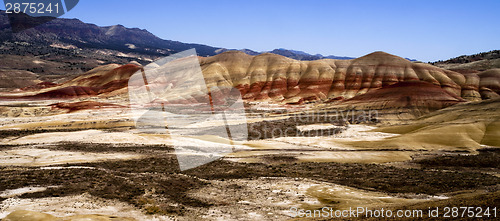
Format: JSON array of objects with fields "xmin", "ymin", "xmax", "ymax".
[
  {"xmin": 215, "ymin": 48, "xmax": 419, "ymax": 62},
  {"xmin": 215, "ymin": 48, "xmax": 354, "ymax": 60},
  {"xmin": 0, "ymin": 10, "xmax": 220, "ymax": 58},
  {"xmin": 0, "ymin": 10, "xmax": 354, "ymax": 66}
]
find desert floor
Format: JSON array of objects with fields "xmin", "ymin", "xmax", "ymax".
[{"xmin": 0, "ymin": 103, "xmax": 499, "ymax": 220}]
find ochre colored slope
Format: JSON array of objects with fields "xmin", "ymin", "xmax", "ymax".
[
  {"xmin": 345, "ymin": 98, "xmax": 500, "ymax": 151},
  {"xmin": 478, "ymin": 68, "xmax": 500, "ymax": 99}
]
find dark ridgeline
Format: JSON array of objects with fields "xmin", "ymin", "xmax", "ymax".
[{"xmin": 0, "ymin": 10, "xmax": 222, "ymax": 59}]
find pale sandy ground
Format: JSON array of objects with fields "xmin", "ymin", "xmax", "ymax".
[
  {"xmin": 4, "ymin": 125, "xmax": 410, "ymax": 165},
  {"xmin": 296, "ymin": 123, "xmax": 337, "ymax": 131},
  {"xmin": 0, "ymin": 193, "xmax": 173, "ymax": 221},
  {"xmin": 0, "ymin": 104, "xmax": 426, "ymax": 220},
  {"xmin": 293, "ymin": 124, "xmax": 398, "ymax": 142},
  {"xmin": 244, "ymin": 125, "xmax": 397, "ymax": 150},
  {"xmin": 228, "ymin": 125, "xmax": 413, "ymax": 164},
  {"xmin": 226, "ymin": 150, "xmax": 413, "ymax": 164},
  {"xmin": 0, "ymin": 108, "xmax": 133, "ymax": 130},
  {"xmin": 0, "ymin": 177, "xmax": 442, "ymax": 221},
  {"xmin": 0, "ymin": 105, "xmax": 281, "ymax": 130},
  {"xmin": 190, "ymin": 177, "xmax": 441, "ymax": 220},
  {"xmin": 0, "ymin": 124, "xmax": 421, "ymax": 220},
  {"xmin": 6, "ymin": 129, "xmax": 247, "ymax": 148},
  {"xmin": 0, "ymin": 148, "xmax": 143, "ymax": 166},
  {"xmin": 0, "ymin": 186, "xmax": 52, "ymax": 198}
]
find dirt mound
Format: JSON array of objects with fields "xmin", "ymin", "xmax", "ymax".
[
  {"xmin": 31, "ymin": 86, "xmax": 98, "ymax": 99},
  {"xmin": 61, "ymin": 64, "xmax": 140, "ymax": 90}
]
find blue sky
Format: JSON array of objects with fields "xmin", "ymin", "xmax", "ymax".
[{"xmin": 2, "ymin": 0, "xmax": 500, "ymax": 61}]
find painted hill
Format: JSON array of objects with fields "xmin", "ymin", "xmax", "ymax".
[
  {"xmin": 3, "ymin": 51, "xmax": 499, "ymax": 119},
  {"xmin": 200, "ymin": 51, "xmax": 482, "ymax": 104},
  {"xmin": 1, "ymin": 63, "xmax": 140, "ymax": 99},
  {"xmin": 340, "ymin": 81, "xmax": 465, "ymax": 110}
]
